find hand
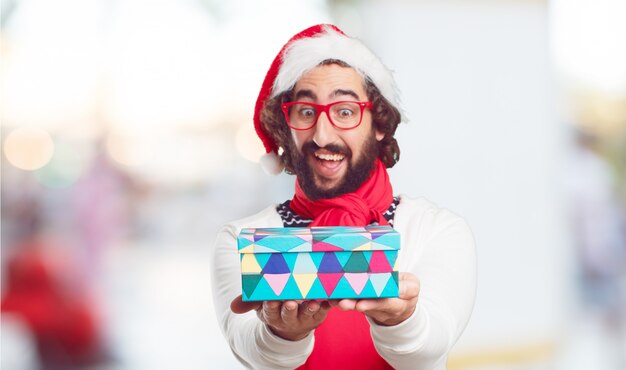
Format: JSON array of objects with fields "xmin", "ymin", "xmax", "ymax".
[
  {"xmin": 230, "ymin": 296, "xmax": 331, "ymax": 341},
  {"xmin": 332, "ymin": 272, "xmax": 420, "ymax": 326}
]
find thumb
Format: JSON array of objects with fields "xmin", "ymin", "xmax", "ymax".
[{"xmin": 230, "ymin": 295, "xmax": 262, "ymax": 314}]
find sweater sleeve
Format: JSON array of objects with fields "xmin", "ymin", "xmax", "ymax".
[
  {"xmin": 210, "ymin": 208, "xmax": 315, "ymax": 369},
  {"xmin": 369, "ymin": 199, "xmax": 477, "ymax": 370}
]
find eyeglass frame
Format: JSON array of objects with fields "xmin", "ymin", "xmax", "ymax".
[{"xmin": 281, "ymin": 100, "xmax": 373, "ymax": 131}]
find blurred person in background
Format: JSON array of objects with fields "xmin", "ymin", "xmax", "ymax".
[
  {"xmin": 211, "ymin": 24, "xmax": 476, "ymax": 370},
  {"xmin": 566, "ymin": 128, "xmax": 626, "ymax": 363},
  {"xmin": 0, "ymin": 147, "xmax": 130, "ymax": 370},
  {"xmin": 71, "ymin": 141, "xmax": 136, "ymax": 278},
  {"xmin": 1, "ymin": 214, "xmax": 108, "ymax": 370}
]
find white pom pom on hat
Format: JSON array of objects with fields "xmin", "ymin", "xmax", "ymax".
[
  {"xmin": 259, "ymin": 151, "xmax": 284, "ymax": 175},
  {"xmin": 253, "ymin": 24, "xmax": 402, "ymax": 175}
]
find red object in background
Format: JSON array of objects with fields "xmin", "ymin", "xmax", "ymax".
[{"xmin": 1, "ymin": 243, "xmax": 104, "ymax": 368}]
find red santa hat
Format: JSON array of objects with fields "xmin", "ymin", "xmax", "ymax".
[{"xmin": 254, "ymin": 24, "xmax": 402, "ymax": 174}]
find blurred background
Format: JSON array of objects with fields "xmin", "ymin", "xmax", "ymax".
[{"xmin": 1, "ymin": 0, "xmax": 624, "ymax": 369}]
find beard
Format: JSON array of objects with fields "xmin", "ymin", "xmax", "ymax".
[{"xmin": 290, "ymin": 134, "xmax": 379, "ymax": 200}]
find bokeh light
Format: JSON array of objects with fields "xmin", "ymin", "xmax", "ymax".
[
  {"xmin": 105, "ymin": 131, "xmax": 153, "ymax": 168},
  {"xmin": 3, "ymin": 127, "xmax": 55, "ymax": 170},
  {"xmin": 33, "ymin": 139, "xmax": 92, "ymax": 188},
  {"xmin": 235, "ymin": 122, "xmax": 265, "ymax": 163}
]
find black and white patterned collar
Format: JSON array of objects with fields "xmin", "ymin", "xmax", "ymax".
[{"xmin": 276, "ymin": 196, "xmax": 400, "ymax": 228}]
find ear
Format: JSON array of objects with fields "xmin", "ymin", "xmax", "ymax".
[{"xmin": 375, "ymin": 129, "xmax": 385, "ymax": 142}]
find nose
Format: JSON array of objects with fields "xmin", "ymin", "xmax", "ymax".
[{"xmin": 311, "ymin": 111, "xmax": 338, "ymax": 148}]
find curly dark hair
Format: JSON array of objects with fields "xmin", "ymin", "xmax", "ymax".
[{"xmin": 259, "ymin": 61, "xmax": 402, "ymax": 175}]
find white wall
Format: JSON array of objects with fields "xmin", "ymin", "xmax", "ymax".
[{"xmin": 357, "ymin": 0, "xmax": 573, "ymax": 354}]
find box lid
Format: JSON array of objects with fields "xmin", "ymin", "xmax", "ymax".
[{"xmin": 238, "ymin": 225, "xmax": 399, "ymax": 253}]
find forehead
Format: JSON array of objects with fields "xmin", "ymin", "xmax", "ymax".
[{"xmin": 293, "ymin": 64, "xmax": 367, "ymax": 100}]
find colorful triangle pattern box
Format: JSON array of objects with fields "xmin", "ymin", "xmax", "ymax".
[{"xmin": 238, "ymin": 225, "xmax": 400, "ymax": 301}]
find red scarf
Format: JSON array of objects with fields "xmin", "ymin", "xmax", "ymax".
[
  {"xmin": 291, "ymin": 159, "xmax": 394, "ymax": 370},
  {"xmin": 290, "ymin": 159, "xmax": 393, "ymax": 227}
]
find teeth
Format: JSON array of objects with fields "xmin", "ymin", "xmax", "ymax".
[{"xmin": 315, "ymin": 153, "xmax": 344, "ymax": 161}]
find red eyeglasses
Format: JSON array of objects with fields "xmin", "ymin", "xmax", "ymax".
[{"xmin": 281, "ymin": 101, "xmax": 373, "ymax": 130}]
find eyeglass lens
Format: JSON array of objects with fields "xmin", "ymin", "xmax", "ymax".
[{"xmin": 288, "ymin": 102, "xmax": 363, "ymax": 129}]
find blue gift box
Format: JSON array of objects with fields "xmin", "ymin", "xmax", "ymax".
[{"xmin": 237, "ymin": 225, "xmax": 400, "ymax": 301}]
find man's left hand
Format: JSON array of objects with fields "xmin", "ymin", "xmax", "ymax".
[{"xmin": 332, "ymin": 272, "xmax": 419, "ymax": 326}]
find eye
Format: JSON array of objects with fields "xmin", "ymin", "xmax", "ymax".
[
  {"xmin": 333, "ymin": 103, "xmax": 357, "ymax": 118},
  {"xmin": 298, "ymin": 107, "xmax": 316, "ymax": 118},
  {"xmin": 338, "ymin": 108, "xmax": 354, "ymax": 117}
]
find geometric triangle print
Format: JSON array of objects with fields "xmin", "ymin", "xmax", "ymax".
[
  {"xmin": 331, "ymin": 275, "xmax": 355, "ymax": 298},
  {"xmin": 318, "ymin": 272, "xmax": 343, "ymax": 297},
  {"xmin": 359, "ymin": 279, "xmax": 378, "ymax": 298},
  {"xmin": 370, "ymin": 231, "xmax": 388, "ymax": 240},
  {"xmin": 384, "ymin": 251, "xmax": 398, "ymax": 271},
  {"xmin": 322, "ymin": 234, "xmax": 372, "ymax": 250},
  {"xmin": 335, "ymin": 251, "xmax": 352, "ymax": 269},
  {"xmin": 362, "ymin": 251, "xmax": 373, "ymax": 264},
  {"xmin": 312, "ymin": 233, "xmax": 332, "ymax": 242},
  {"xmin": 255, "ymin": 235, "xmax": 307, "ymax": 251},
  {"xmin": 344, "ymin": 272, "xmax": 368, "ymax": 295},
  {"xmin": 280, "ymin": 275, "xmax": 303, "ymax": 300},
  {"xmin": 368, "ymin": 251, "xmax": 393, "ymax": 273},
  {"xmin": 381, "ymin": 272, "xmax": 399, "ymax": 297},
  {"xmin": 289, "ymin": 242, "xmax": 314, "ymax": 252},
  {"xmin": 238, "ymin": 237, "xmax": 253, "ymax": 249},
  {"xmin": 262, "ymin": 254, "xmax": 290, "ymax": 274},
  {"xmin": 264, "ymin": 273, "xmax": 290, "ymax": 296},
  {"xmin": 254, "ymin": 253, "xmax": 272, "ymax": 270},
  {"xmin": 369, "ymin": 272, "xmax": 391, "ymax": 296},
  {"xmin": 253, "ymin": 245, "xmax": 282, "ymax": 253},
  {"xmin": 293, "ymin": 273, "xmax": 317, "ymax": 297},
  {"xmin": 312, "ymin": 241, "xmax": 343, "ymax": 252},
  {"xmin": 282, "ymin": 253, "xmax": 298, "ymax": 272},
  {"xmin": 242, "ymin": 274, "xmax": 263, "ymax": 299},
  {"xmin": 253, "ymin": 234, "xmax": 269, "ymax": 242},
  {"xmin": 293, "ymin": 254, "xmax": 317, "ymax": 273},
  {"xmin": 309, "ymin": 252, "xmax": 325, "ymax": 270},
  {"xmin": 318, "ymin": 252, "xmax": 343, "ymax": 273},
  {"xmin": 391, "ymin": 271, "xmax": 399, "ymax": 286},
  {"xmin": 353, "ymin": 242, "xmax": 372, "ymax": 251},
  {"xmin": 241, "ymin": 254, "xmax": 262, "ymax": 274},
  {"xmin": 343, "ymin": 252, "xmax": 369, "ymax": 273},
  {"xmin": 370, "ymin": 234, "xmax": 399, "ymax": 249},
  {"xmin": 371, "ymin": 242, "xmax": 395, "ymax": 251},
  {"xmin": 306, "ymin": 277, "xmax": 328, "ymax": 299}
]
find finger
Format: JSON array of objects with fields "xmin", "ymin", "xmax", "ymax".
[
  {"xmin": 263, "ymin": 301, "xmax": 282, "ymax": 322},
  {"xmin": 281, "ymin": 300, "xmax": 299, "ymax": 323},
  {"xmin": 313, "ymin": 301, "xmax": 331, "ymax": 321},
  {"xmin": 336, "ymin": 299, "xmax": 357, "ymax": 311},
  {"xmin": 355, "ymin": 298, "xmax": 392, "ymax": 312},
  {"xmin": 302, "ymin": 300, "xmax": 321, "ymax": 317},
  {"xmin": 399, "ymin": 276, "xmax": 420, "ymax": 300},
  {"xmin": 230, "ymin": 295, "xmax": 262, "ymax": 314}
]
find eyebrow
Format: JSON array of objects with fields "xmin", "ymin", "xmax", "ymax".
[
  {"xmin": 293, "ymin": 89, "xmax": 361, "ymax": 101},
  {"xmin": 294, "ymin": 89, "xmax": 317, "ymax": 101},
  {"xmin": 332, "ymin": 89, "xmax": 360, "ymax": 100}
]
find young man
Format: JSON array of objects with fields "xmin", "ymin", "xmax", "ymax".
[{"xmin": 211, "ymin": 24, "xmax": 476, "ymax": 370}]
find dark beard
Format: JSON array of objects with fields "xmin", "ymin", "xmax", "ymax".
[{"xmin": 291, "ymin": 135, "xmax": 379, "ymax": 200}]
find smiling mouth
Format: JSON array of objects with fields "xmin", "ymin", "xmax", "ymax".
[
  {"xmin": 314, "ymin": 152, "xmax": 345, "ymax": 161},
  {"xmin": 311, "ymin": 150, "xmax": 346, "ymax": 173}
]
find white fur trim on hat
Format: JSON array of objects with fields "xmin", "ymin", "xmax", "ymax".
[
  {"xmin": 260, "ymin": 151, "xmax": 285, "ymax": 175},
  {"xmin": 272, "ymin": 25, "xmax": 403, "ymax": 118}
]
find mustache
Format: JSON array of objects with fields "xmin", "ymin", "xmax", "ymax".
[{"xmin": 301, "ymin": 141, "xmax": 351, "ymax": 157}]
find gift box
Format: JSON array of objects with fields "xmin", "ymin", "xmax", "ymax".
[{"xmin": 237, "ymin": 225, "xmax": 400, "ymax": 301}]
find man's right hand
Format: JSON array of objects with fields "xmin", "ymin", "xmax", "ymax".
[{"xmin": 230, "ymin": 296, "xmax": 331, "ymax": 341}]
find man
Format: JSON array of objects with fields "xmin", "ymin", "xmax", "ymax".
[{"xmin": 211, "ymin": 24, "xmax": 476, "ymax": 370}]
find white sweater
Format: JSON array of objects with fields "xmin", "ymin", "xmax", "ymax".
[{"xmin": 210, "ymin": 195, "xmax": 476, "ymax": 370}]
